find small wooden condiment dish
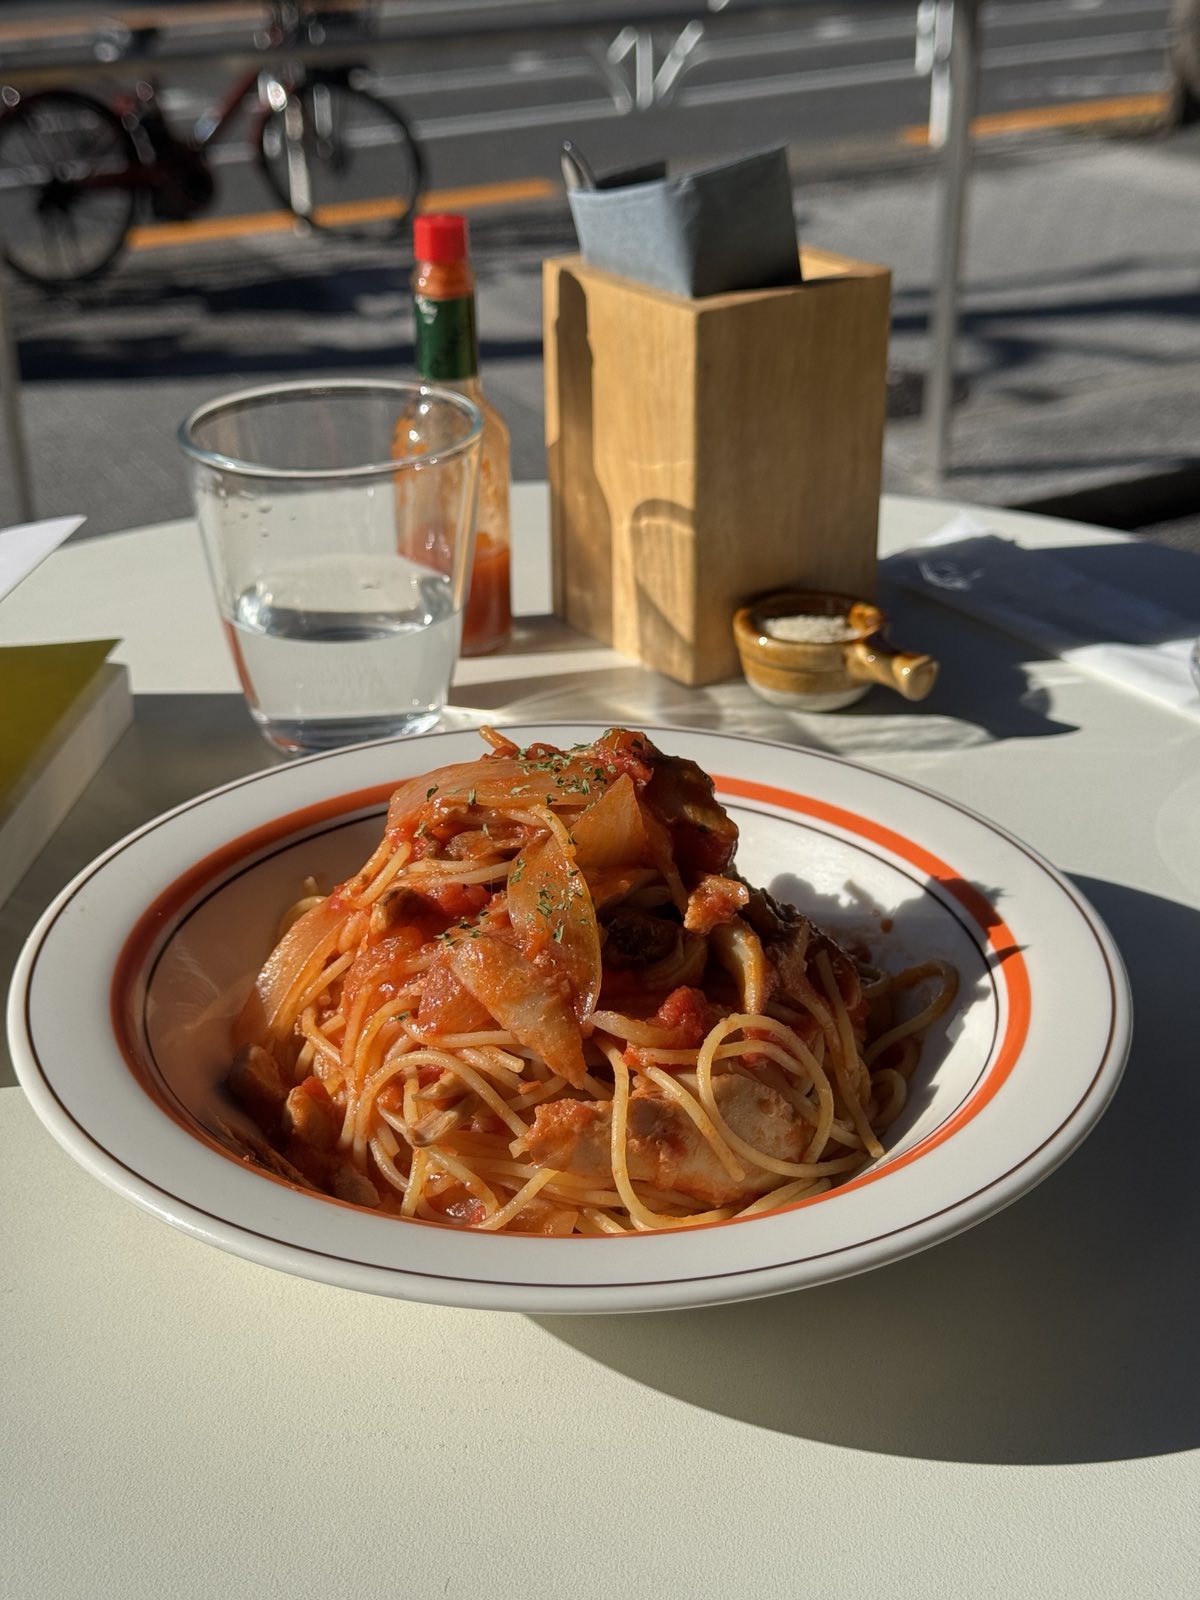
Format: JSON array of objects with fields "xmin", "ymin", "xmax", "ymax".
[{"xmin": 733, "ymin": 588, "xmax": 938, "ymax": 711}]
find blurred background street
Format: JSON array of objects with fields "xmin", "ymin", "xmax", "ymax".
[{"xmin": 1, "ymin": 0, "xmax": 1198, "ymax": 548}]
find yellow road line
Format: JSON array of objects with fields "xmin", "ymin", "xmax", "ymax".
[
  {"xmin": 0, "ymin": 6, "xmax": 263, "ymax": 43},
  {"xmin": 126, "ymin": 90, "xmax": 1171, "ymax": 252},
  {"xmin": 901, "ymin": 91, "xmax": 1171, "ymax": 145},
  {"xmin": 127, "ymin": 176, "xmax": 558, "ymax": 250}
]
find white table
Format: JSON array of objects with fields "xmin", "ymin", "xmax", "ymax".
[{"xmin": 3, "ymin": 487, "xmax": 1199, "ymax": 1600}]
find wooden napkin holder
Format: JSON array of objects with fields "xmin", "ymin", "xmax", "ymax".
[{"xmin": 544, "ymin": 248, "xmax": 891, "ymax": 686}]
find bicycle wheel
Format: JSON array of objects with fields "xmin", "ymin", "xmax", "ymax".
[
  {"xmin": 256, "ymin": 74, "xmax": 424, "ymax": 240},
  {"xmin": 0, "ymin": 89, "xmax": 138, "ymax": 287}
]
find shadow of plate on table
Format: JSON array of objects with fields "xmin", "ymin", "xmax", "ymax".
[{"xmin": 530, "ymin": 877, "xmax": 1200, "ymax": 1466}]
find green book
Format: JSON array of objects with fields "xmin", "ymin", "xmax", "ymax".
[{"xmin": 0, "ymin": 640, "xmax": 132, "ymax": 906}]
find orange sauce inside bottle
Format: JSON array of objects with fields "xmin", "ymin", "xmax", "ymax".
[{"xmin": 462, "ymin": 531, "xmax": 512, "ymax": 656}]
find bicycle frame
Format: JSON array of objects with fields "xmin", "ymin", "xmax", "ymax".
[{"xmin": 189, "ymin": 63, "xmax": 272, "ymax": 150}]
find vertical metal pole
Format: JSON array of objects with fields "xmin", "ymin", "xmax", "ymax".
[
  {"xmin": 0, "ymin": 244, "xmax": 35, "ymax": 523},
  {"xmin": 925, "ymin": 0, "xmax": 981, "ymax": 484},
  {"xmin": 917, "ymin": 0, "xmax": 956, "ymax": 149}
]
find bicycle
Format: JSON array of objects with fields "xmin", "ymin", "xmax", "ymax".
[{"xmin": 0, "ymin": 2, "xmax": 425, "ymax": 288}]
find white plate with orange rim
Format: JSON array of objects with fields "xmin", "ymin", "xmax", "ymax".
[{"xmin": 7, "ymin": 724, "xmax": 1130, "ymax": 1314}]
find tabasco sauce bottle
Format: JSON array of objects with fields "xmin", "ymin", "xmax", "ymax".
[{"xmin": 411, "ymin": 212, "xmax": 512, "ymax": 655}]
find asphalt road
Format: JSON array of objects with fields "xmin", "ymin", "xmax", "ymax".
[{"xmin": 0, "ymin": 0, "xmax": 1178, "ymax": 215}]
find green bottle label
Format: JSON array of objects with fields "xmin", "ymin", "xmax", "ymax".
[{"xmin": 413, "ymin": 292, "xmax": 478, "ymax": 383}]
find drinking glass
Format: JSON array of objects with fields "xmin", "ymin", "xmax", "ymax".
[{"xmin": 179, "ymin": 379, "xmax": 483, "ymax": 755}]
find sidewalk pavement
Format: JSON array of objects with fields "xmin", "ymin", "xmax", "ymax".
[{"xmin": 1, "ymin": 120, "xmax": 1198, "ymax": 550}]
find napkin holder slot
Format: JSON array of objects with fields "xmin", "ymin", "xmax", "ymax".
[{"xmin": 544, "ymin": 248, "xmax": 891, "ymax": 686}]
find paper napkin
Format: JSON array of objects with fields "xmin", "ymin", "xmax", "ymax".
[
  {"xmin": 884, "ymin": 513, "xmax": 1200, "ymax": 718},
  {"xmin": 0, "ymin": 516, "xmax": 86, "ymax": 604},
  {"xmin": 566, "ymin": 147, "xmax": 803, "ymax": 298}
]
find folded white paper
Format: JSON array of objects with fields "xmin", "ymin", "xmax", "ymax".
[
  {"xmin": 885, "ymin": 514, "xmax": 1200, "ymax": 718},
  {"xmin": 0, "ymin": 516, "xmax": 86, "ymax": 604}
]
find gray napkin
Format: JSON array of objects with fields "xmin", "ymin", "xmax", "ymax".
[{"xmin": 567, "ymin": 147, "xmax": 803, "ymax": 298}]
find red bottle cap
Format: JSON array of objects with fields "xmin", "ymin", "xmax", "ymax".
[{"xmin": 413, "ymin": 213, "xmax": 468, "ymax": 263}]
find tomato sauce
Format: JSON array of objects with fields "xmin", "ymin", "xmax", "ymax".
[{"xmin": 462, "ymin": 531, "xmax": 512, "ymax": 656}]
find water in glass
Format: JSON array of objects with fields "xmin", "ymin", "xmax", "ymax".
[{"xmin": 226, "ymin": 552, "xmax": 460, "ymax": 752}]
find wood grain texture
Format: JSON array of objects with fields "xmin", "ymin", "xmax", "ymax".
[{"xmin": 544, "ymin": 249, "xmax": 891, "ymax": 685}]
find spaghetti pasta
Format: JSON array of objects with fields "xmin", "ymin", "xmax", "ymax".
[{"xmin": 227, "ymin": 728, "xmax": 958, "ymax": 1233}]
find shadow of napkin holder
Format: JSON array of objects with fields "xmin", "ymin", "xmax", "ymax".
[
  {"xmin": 544, "ymin": 248, "xmax": 891, "ymax": 687},
  {"xmin": 566, "ymin": 149, "xmax": 803, "ymax": 298}
]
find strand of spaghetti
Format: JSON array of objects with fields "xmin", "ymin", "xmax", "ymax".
[
  {"xmin": 577, "ymin": 1207, "xmax": 628, "ymax": 1234},
  {"xmin": 291, "ymin": 949, "xmax": 355, "ymax": 1017},
  {"xmin": 334, "ymin": 990, "xmax": 375, "ymax": 1151},
  {"xmin": 409, "ymin": 1028, "xmax": 517, "ymax": 1051},
  {"xmin": 815, "ymin": 949, "xmax": 884, "ymax": 1160},
  {"xmin": 579, "ymin": 1070, "xmax": 615, "ymax": 1101},
  {"xmin": 423, "ymin": 1146, "xmax": 500, "ymax": 1212},
  {"xmin": 474, "ymin": 1168, "xmax": 558, "ymax": 1231},
  {"xmin": 358, "ymin": 838, "xmax": 412, "ymax": 903},
  {"xmin": 618, "ymin": 1046, "xmax": 700, "ymax": 1066},
  {"xmin": 335, "ymin": 909, "xmax": 369, "ymax": 955},
  {"xmin": 399, "ymin": 1048, "xmax": 532, "ymax": 1140},
  {"xmin": 269, "ymin": 922, "xmax": 348, "ymax": 1037},
  {"xmin": 377, "ymin": 1097, "xmax": 461, "ymax": 1150},
  {"xmin": 369, "ymin": 1135, "xmax": 410, "ymax": 1199},
  {"xmin": 300, "ymin": 1007, "xmax": 342, "ymax": 1069},
  {"xmin": 352, "ymin": 1032, "xmax": 420, "ymax": 1157},
  {"xmin": 591, "ymin": 1010, "xmax": 687, "ymax": 1048},
  {"xmin": 630, "ymin": 1182, "xmax": 740, "ymax": 1214},
  {"xmin": 401, "ymin": 1148, "xmax": 429, "ymax": 1216},
  {"xmin": 715, "ymin": 921, "xmax": 769, "ymax": 1014},
  {"xmin": 637, "ymin": 1064, "xmax": 746, "ymax": 1182},
  {"xmin": 508, "ymin": 1074, "xmax": 567, "ymax": 1111},
  {"xmin": 462, "ymin": 1158, "xmax": 625, "ymax": 1208},
  {"xmin": 823, "ymin": 1118, "xmax": 866, "ymax": 1151},
  {"xmin": 547, "ymin": 1186, "xmax": 625, "ymax": 1208},
  {"xmin": 353, "ymin": 995, "xmax": 416, "ymax": 1074},
  {"xmin": 457, "ymin": 1049, "xmax": 530, "ymax": 1094},
  {"xmin": 402, "ymin": 859, "xmax": 511, "ymax": 886},
  {"xmin": 781, "ymin": 968, "xmax": 841, "ymax": 1058},
  {"xmin": 402, "ymin": 1075, "xmax": 424, "ymax": 1129},
  {"xmin": 816, "ymin": 948, "xmax": 876, "ymax": 1112},
  {"xmin": 857, "ymin": 963, "xmax": 890, "ymax": 1000},
  {"xmin": 412, "ymin": 1104, "xmax": 479, "ymax": 1153},
  {"xmin": 609, "ymin": 1051, "xmax": 678, "ymax": 1231},
  {"xmin": 504, "ymin": 806, "xmax": 574, "ymax": 849},
  {"xmin": 345, "ymin": 828, "xmax": 401, "ymax": 895},
  {"xmin": 864, "ymin": 961, "xmax": 959, "ymax": 1065},
  {"xmin": 736, "ymin": 1176, "xmax": 832, "ymax": 1215},
  {"xmin": 706, "ymin": 1014, "xmax": 837, "ymax": 1161},
  {"xmin": 718, "ymin": 1033, "xmax": 835, "ymax": 1161},
  {"xmin": 695, "ymin": 1018, "xmax": 865, "ymax": 1178},
  {"xmin": 868, "ymin": 1066, "xmax": 908, "ymax": 1129},
  {"xmin": 608, "ymin": 1053, "xmax": 735, "ymax": 1230},
  {"xmin": 890, "ymin": 1035, "xmax": 922, "ymax": 1081}
]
